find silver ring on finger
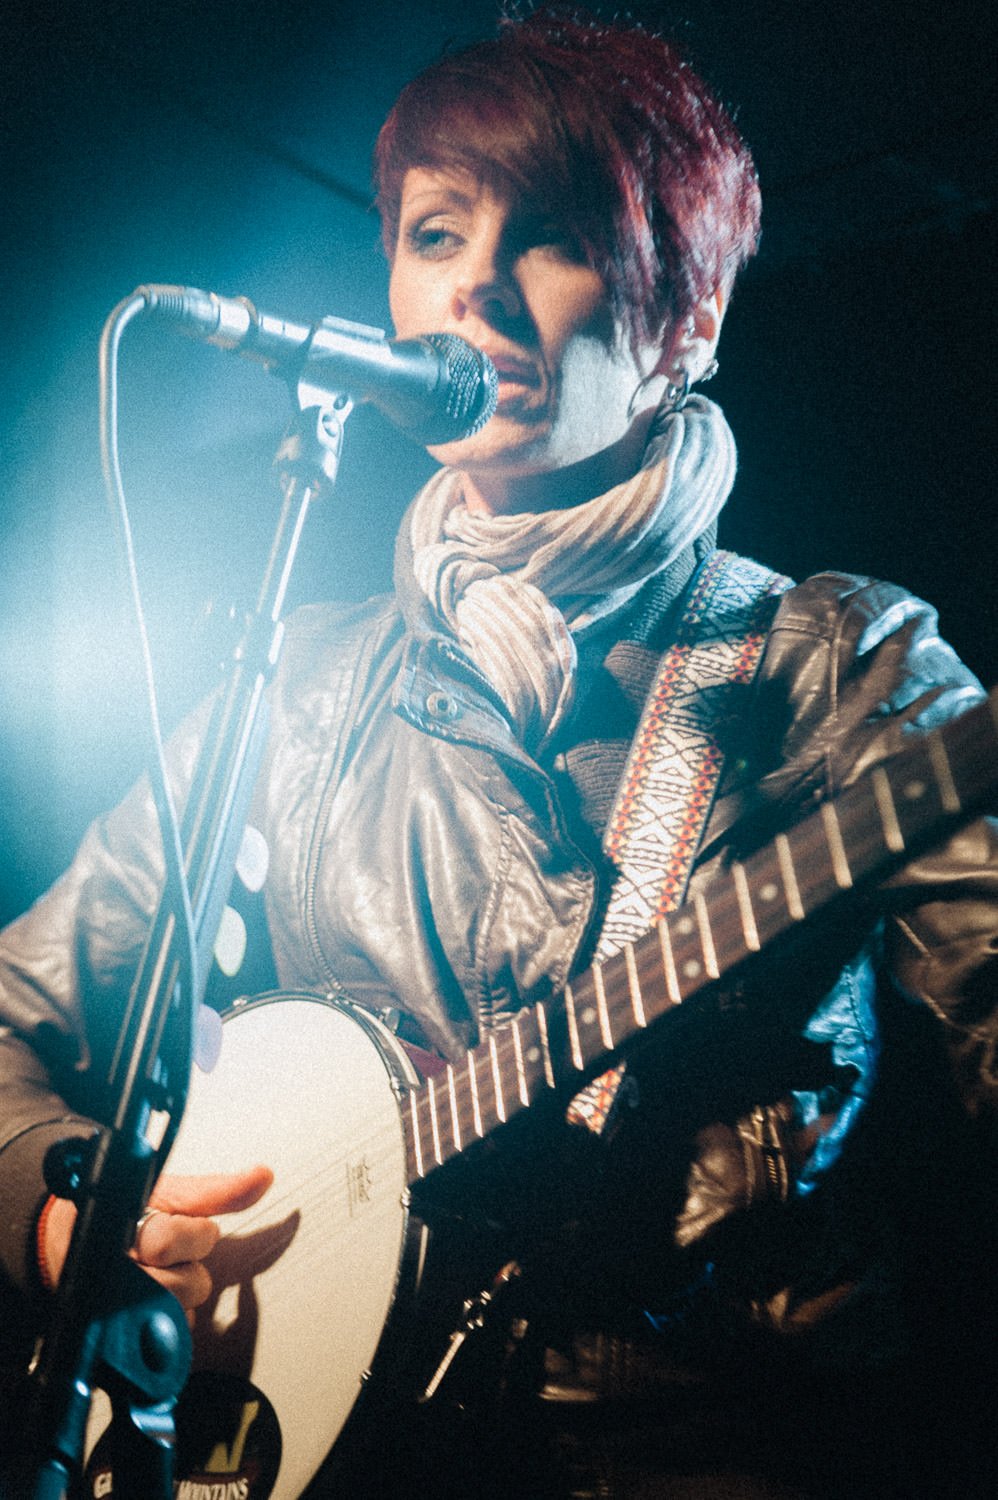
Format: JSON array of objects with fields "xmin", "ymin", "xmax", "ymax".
[{"xmin": 133, "ymin": 1205, "xmax": 164, "ymax": 1250}]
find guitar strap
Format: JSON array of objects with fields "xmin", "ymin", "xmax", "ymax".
[{"xmin": 567, "ymin": 549, "xmax": 793, "ymax": 1132}]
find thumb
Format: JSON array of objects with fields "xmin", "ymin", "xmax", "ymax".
[{"xmin": 150, "ymin": 1163, "xmax": 274, "ymax": 1219}]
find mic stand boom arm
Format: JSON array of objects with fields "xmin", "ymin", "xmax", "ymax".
[{"xmin": 11, "ymin": 385, "xmax": 352, "ymax": 1500}]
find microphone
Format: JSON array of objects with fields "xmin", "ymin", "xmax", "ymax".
[{"xmin": 136, "ymin": 283, "xmax": 498, "ymax": 445}]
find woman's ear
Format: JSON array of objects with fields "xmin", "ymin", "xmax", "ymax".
[{"xmin": 660, "ymin": 285, "xmax": 729, "ymax": 387}]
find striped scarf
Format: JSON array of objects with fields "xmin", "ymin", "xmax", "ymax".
[{"xmin": 403, "ymin": 394, "xmax": 736, "ymax": 752}]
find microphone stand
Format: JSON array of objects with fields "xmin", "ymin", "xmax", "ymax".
[{"xmin": 7, "ymin": 390, "xmax": 353, "ymax": 1500}]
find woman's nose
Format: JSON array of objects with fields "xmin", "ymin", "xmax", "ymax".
[{"xmin": 451, "ymin": 239, "xmax": 523, "ymax": 325}]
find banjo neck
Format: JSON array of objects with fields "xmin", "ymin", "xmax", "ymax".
[{"xmin": 402, "ymin": 690, "xmax": 998, "ymax": 1186}]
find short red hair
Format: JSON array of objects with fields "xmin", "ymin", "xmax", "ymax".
[{"xmin": 374, "ymin": 6, "xmax": 761, "ymax": 356}]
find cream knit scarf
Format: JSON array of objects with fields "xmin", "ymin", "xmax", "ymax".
[{"xmin": 403, "ymin": 393, "xmax": 736, "ymax": 752}]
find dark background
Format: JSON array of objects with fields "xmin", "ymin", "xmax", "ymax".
[{"xmin": 1, "ymin": 0, "xmax": 995, "ymax": 925}]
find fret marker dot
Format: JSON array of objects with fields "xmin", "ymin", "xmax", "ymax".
[
  {"xmin": 581, "ymin": 1006, "xmax": 597, "ymax": 1028},
  {"xmin": 683, "ymin": 959, "xmax": 702, "ymax": 979},
  {"xmin": 760, "ymin": 882, "xmax": 778, "ymax": 902},
  {"xmin": 903, "ymin": 779, "xmax": 926, "ymax": 800},
  {"xmin": 527, "ymin": 1046, "xmax": 540, "ymax": 1063},
  {"xmin": 676, "ymin": 916, "xmax": 694, "ymax": 936}
]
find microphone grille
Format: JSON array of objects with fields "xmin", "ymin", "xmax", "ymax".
[{"xmin": 421, "ymin": 333, "xmax": 499, "ymax": 443}]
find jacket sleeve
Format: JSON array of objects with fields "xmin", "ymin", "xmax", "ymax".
[
  {"xmin": 672, "ymin": 575, "xmax": 998, "ymax": 1317},
  {"xmin": 767, "ymin": 574, "xmax": 998, "ymax": 1126},
  {"xmin": 0, "ymin": 701, "xmax": 211, "ymax": 1300}
]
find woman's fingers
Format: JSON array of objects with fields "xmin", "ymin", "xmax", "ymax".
[
  {"xmin": 140, "ymin": 1258, "xmax": 214, "ymax": 1312},
  {"xmin": 148, "ymin": 1164, "xmax": 274, "ymax": 1219},
  {"xmin": 129, "ymin": 1164, "xmax": 274, "ymax": 1312},
  {"xmin": 132, "ymin": 1207, "xmax": 220, "ymax": 1268}
]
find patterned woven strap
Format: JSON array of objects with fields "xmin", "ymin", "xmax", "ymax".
[
  {"xmin": 567, "ymin": 551, "xmax": 792, "ymax": 1132},
  {"xmin": 598, "ymin": 550, "xmax": 792, "ymax": 956}
]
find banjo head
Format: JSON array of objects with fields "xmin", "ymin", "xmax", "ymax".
[{"xmin": 84, "ymin": 991, "xmax": 417, "ymax": 1500}]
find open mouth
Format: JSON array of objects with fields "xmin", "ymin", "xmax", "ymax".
[{"xmin": 489, "ymin": 355, "xmax": 541, "ymax": 390}]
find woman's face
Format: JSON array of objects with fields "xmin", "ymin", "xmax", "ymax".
[{"xmin": 388, "ymin": 166, "xmax": 665, "ymax": 514}]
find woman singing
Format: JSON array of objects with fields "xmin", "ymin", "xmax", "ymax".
[{"xmin": 2, "ymin": 8, "xmax": 995, "ymax": 1496}]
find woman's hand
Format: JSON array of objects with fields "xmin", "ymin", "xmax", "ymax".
[{"xmin": 41, "ymin": 1165, "xmax": 274, "ymax": 1313}]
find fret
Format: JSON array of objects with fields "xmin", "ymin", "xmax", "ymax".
[
  {"xmin": 535, "ymin": 1001, "xmax": 556, "ymax": 1089},
  {"xmin": 592, "ymin": 962, "xmax": 614, "ymax": 1050},
  {"xmin": 928, "ymin": 732, "xmax": 961, "ymax": 813},
  {"xmin": 564, "ymin": 981, "xmax": 584, "ymax": 1071},
  {"xmin": 732, "ymin": 860, "xmax": 761, "ymax": 951},
  {"xmin": 820, "ymin": 801, "xmax": 853, "ymax": 889},
  {"xmin": 656, "ymin": 918, "xmax": 682, "ymax": 1005},
  {"xmin": 489, "ymin": 1032, "xmax": 506, "ymax": 1123},
  {"xmin": 624, "ymin": 943, "xmax": 647, "ymax": 1028},
  {"xmin": 693, "ymin": 891, "xmax": 720, "ymax": 979},
  {"xmin": 467, "ymin": 1051, "xmax": 483, "ymax": 1138},
  {"xmin": 409, "ymin": 1091, "xmax": 424, "ymax": 1179},
  {"xmin": 871, "ymin": 765, "xmax": 905, "ymax": 853},
  {"xmin": 427, "ymin": 1076, "xmax": 443, "ymax": 1165},
  {"xmin": 775, "ymin": 833, "xmax": 804, "ymax": 920},
  {"xmin": 511, "ymin": 1014, "xmax": 530, "ymax": 1106},
  {"xmin": 446, "ymin": 1063, "xmax": 462, "ymax": 1154}
]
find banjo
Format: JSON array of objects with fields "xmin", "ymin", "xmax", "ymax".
[{"xmin": 83, "ymin": 690, "xmax": 997, "ymax": 1498}]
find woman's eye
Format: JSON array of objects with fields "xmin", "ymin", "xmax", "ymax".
[
  {"xmin": 404, "ymin": 221, "xmax": 462, "ymax": 257},
  {"xmin": 518, "ymin": 218, "xmax": 585, "ymax": 261}
]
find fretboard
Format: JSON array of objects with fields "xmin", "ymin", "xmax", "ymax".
[{"xmin": 402, "ymin": 690, "xmax": 997, "ymax": 1186}]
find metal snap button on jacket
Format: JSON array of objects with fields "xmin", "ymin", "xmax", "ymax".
[{"xmin": 425, "ymin": 690, "xmax": 461, "ymax": 722}]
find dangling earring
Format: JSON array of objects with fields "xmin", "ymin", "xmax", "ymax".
[{"xmin": 665, "ymin": 369, "xmax": 689, "ymax": 412}]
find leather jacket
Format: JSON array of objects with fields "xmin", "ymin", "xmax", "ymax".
[{"xmin": 1, "ymin": 561, "xmax": 995, "ymax": 1345}]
